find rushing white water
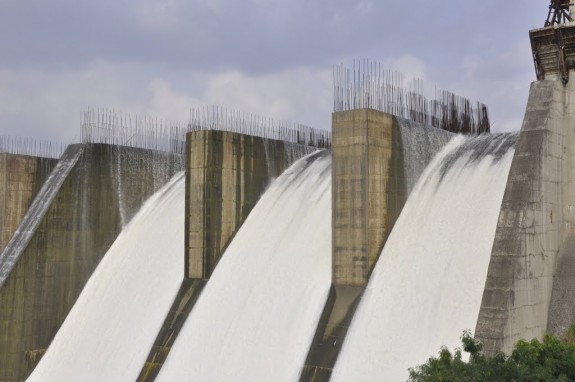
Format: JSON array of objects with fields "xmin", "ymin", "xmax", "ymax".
[
  {"xmin": 158, "ymin": 151, "xmax": 332, "ymax": 382},
  {"xmin": 395, "ymin": 118, "xmax": 453, "ymax": 193},
  {"xmin": 28, "ymin": 173, "xmax": 186, "ymax": 382},
  {"xmin": 332, "ymin": 133, "xmax": 517, "ymax": 382}
]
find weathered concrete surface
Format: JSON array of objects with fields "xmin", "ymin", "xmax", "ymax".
[
  {"xmin": 0, "ymin": 144, "xmax": 183, "ymax": 382},
  {"xmin": 475, "ymin": 78, "xmax": 575, "ymax": 355},
  {"xmin": 0, "ymin": 154, "xmax": 57, "ymax": 253},
  {"xmin": 185, "ymin": 130, "xmax": 314, "ymax": 279},
  {"xmin": 331, "ymin": 109, "xmax": 397, "ymax": 287},
  {"xmin": 137, "ymin": 279, "xmax": 206, "ymax": 382},
  {"xmin": 548, "ymin": 75, "xmax": 575, "ymax": 337},
  {"xmin": 0, "ymin": 147, "xmax": 84, "ymax": 288}
]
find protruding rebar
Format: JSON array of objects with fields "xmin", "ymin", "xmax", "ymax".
[
  {"xmin": 188, "ymin": 106, "xmax": 332, "ymax": 149},
  {"xmin": 0, "ymin": 136, "xmax": 64, "ymax": 159},
  {"xmin": 333, "ymin": 61, "xmax": 491, "ymax": 135},
  {"xmin": 81, "ymin": 109, "xmax": 188, "ymax": 154},
  {"xmin": 82, "ymin": 107, "xmax": 331, "ymax": 152}
]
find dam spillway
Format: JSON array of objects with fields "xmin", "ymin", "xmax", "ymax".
[
  {"xmin": 21, "ymin": 128, "xmax": 519, "ymax": 381},
  {"xmin": 0, "ymin": 144, "xmax": 184, "ymax": 381},
  {"xmin": 28, "ymin": 173, "xmax": 186, "ymax": 382},
  {"xmin": 158, "ymin": 151, "xmax": 332, "ymax": 381},
  {"xmin": 2, "ymin": 31, "xmax": 575, "ymax": 379},
  {"xmin": 332, "ymin": 133, "xmax": 517, "ymax": 381}
]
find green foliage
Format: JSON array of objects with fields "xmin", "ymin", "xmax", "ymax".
[{"xmin": 408, "ymin": 326, "xmax": 575, "ymax": 382}]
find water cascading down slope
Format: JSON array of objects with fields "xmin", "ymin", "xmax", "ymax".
[
  {"xmin": 157, "ymin": 151, "xmax": 332, "ymax": 382},
  {"xmin": 331, "ymin": 133, "xmax": 517, "ymax": 382},
  {"xmin": 28, "ymin": 173, "xmax": 186, "ymax": 382},
  {"xmin": 0, "ymin": 143, "xmax": 183, "ymax": 381}
]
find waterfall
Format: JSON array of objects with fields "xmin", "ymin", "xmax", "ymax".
[
  {"xmin": 332, "ymin": 133, "xmax": 517, "ymax": 382},
  {"xmin": 158, "ymin": 151, "xmax": 332, "ymax": 382},
  {"xmin": 28, "ymin": 173, "xmax": 186, "ymax": 382}
]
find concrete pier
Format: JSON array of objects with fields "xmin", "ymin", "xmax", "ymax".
[
  {"xmin": 301, "ymin": 109, "xmax": 452, "ymax": 380},
  {"xmin": 331, "ymin": 109, "xmax": 403, "ymax": 287},
  {"xmin": 185, "ymin": 130, "xmax": 314, "ymax": 279},
  {"xmin": 0, "ymin": 154, "xmax": 57, "ymax": 253},
  {"xmin": 475, "ymin": 77, "xmax": 575, "ymax": 355},
  {"xmin": 0, "ymin": 144, "xmax": 183, "ymax": 382}
]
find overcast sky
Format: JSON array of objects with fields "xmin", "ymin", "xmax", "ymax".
[{"xmin": 0, "ymin": 0, "xmax": 548, "ymax": 142}]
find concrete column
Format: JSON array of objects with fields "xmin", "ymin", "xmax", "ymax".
[
  {"xmin": 185, "ymin": 130, "xmax": 314, "ymax": 279},
  {"xmin": 475, "ymin": 79, "xmax": 567, "ymax": 355},
  {"xmin": 332, "ymin": 109, "xmax": 398, "ymax": 286},
  {"xmin": 547, "ymin": 72, "xmax": 575, "ymax": 337},
  {"xmin": 300, "ymin": 109, "xmax": 408, "ymax": 380}
]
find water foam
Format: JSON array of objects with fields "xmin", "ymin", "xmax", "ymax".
[
  {"xmin": 158, "ymin": 151, "xmax": 332, "ymax": 382},
  {"xmin": 332, "ymin": 133, "xmax": 517, "ymax": 382},
  {"xmin": 28, "ymin": 173, "xmax": 186, "ymax": 382}
]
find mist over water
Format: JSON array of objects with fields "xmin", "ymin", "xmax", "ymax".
[
  {"xmin": 158, "ymin": 151, "xmax": 332, "ymax": 382},
  {"xmin": 331, "ymin": 133, "xmax": 517, "ymax": 382},
  {"xmin": 28, "ymin": 173, "xmax": 186, "ymax": 382}
]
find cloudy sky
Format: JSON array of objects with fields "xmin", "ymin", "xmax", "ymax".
[{"xmin": 0, "ymin": 0, "xmax": 548, "ymax": 142}]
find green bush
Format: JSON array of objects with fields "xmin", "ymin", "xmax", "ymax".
[{"xmin": 408, "ymin": 326, "xmax": 575, "ymax": 381}]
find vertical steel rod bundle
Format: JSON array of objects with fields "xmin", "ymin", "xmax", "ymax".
[
  {"xmin": 0, "ymin": 136, "xmax": 64, "ymax": 158},
  {"xmin": 333, "ymin": 60, "xmax": 491, "ymax": 135},
  {"xmin": 82, "ymin": 107, "xmax": 331, "ymax": 152},
  {"xmin": 188, "ymin": 105, "xmax": 332, "ymax": 149},
  {"xmin": 81, "ymin": 109, "xmax": 189, "ymax": 154}
]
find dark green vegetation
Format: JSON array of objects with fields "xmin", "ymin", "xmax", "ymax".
[{"xmin": 408, "ymin": 326, "xmax": 575, "ymax": 381}]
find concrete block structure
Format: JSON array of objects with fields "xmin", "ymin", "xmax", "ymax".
[
  {"xmin": 475, "ymin": 77, "xmax": 575, "ymax": 355},
  {"xmin": 0, "ymin": 144, "xmax": 183, "ymax": 382},
  {"xmin": 331, "ymin": 109, "xmax": 403, "ymax": 287},
  {"xmin": 0, "ymin": 154, "xmax": 57, "ymax": 253}
]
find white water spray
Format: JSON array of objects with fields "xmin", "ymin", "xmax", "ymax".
[
  {"xmin": 28, "ymin": 173, "xmax": 186, "ymax": 382},
  {"xmin": 332, "ymin": 133, "xmax": 517, "ymax": 382},
  {"xmin": 158, "ymin": 151, "xmax": 332, "ymax": 382}
]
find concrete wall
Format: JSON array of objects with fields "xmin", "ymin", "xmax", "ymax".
[
  {"xmin": 0, "ymin": 154, "xmax": 57, "ymax": 253},
  {"xmin": 0, "ymin": 144, "xmax": 183, "ymax": 382},
  {"xmin": 185, "ymin": 130, "xmax": 314, "ymax": 279},
  {"xmin": 475, "ymin": 78, "xmax": 575, "ymax": 355},
  {"xmin": 548, "ymin": 74, "xmax": 575, "ymax": 337}
]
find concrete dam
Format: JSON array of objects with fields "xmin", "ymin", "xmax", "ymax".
[{"xmin": 3, "ymin": 21, "xmax": 575, "ymax": 382}]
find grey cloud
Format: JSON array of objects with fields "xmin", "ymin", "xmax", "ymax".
[
  {"xmin": 0, "ymin": 0, "xmax": 555, "ymax": 139},
  {"xmin": 0, "ymin": 1, "xmax": 543, "ymax": 74}
]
